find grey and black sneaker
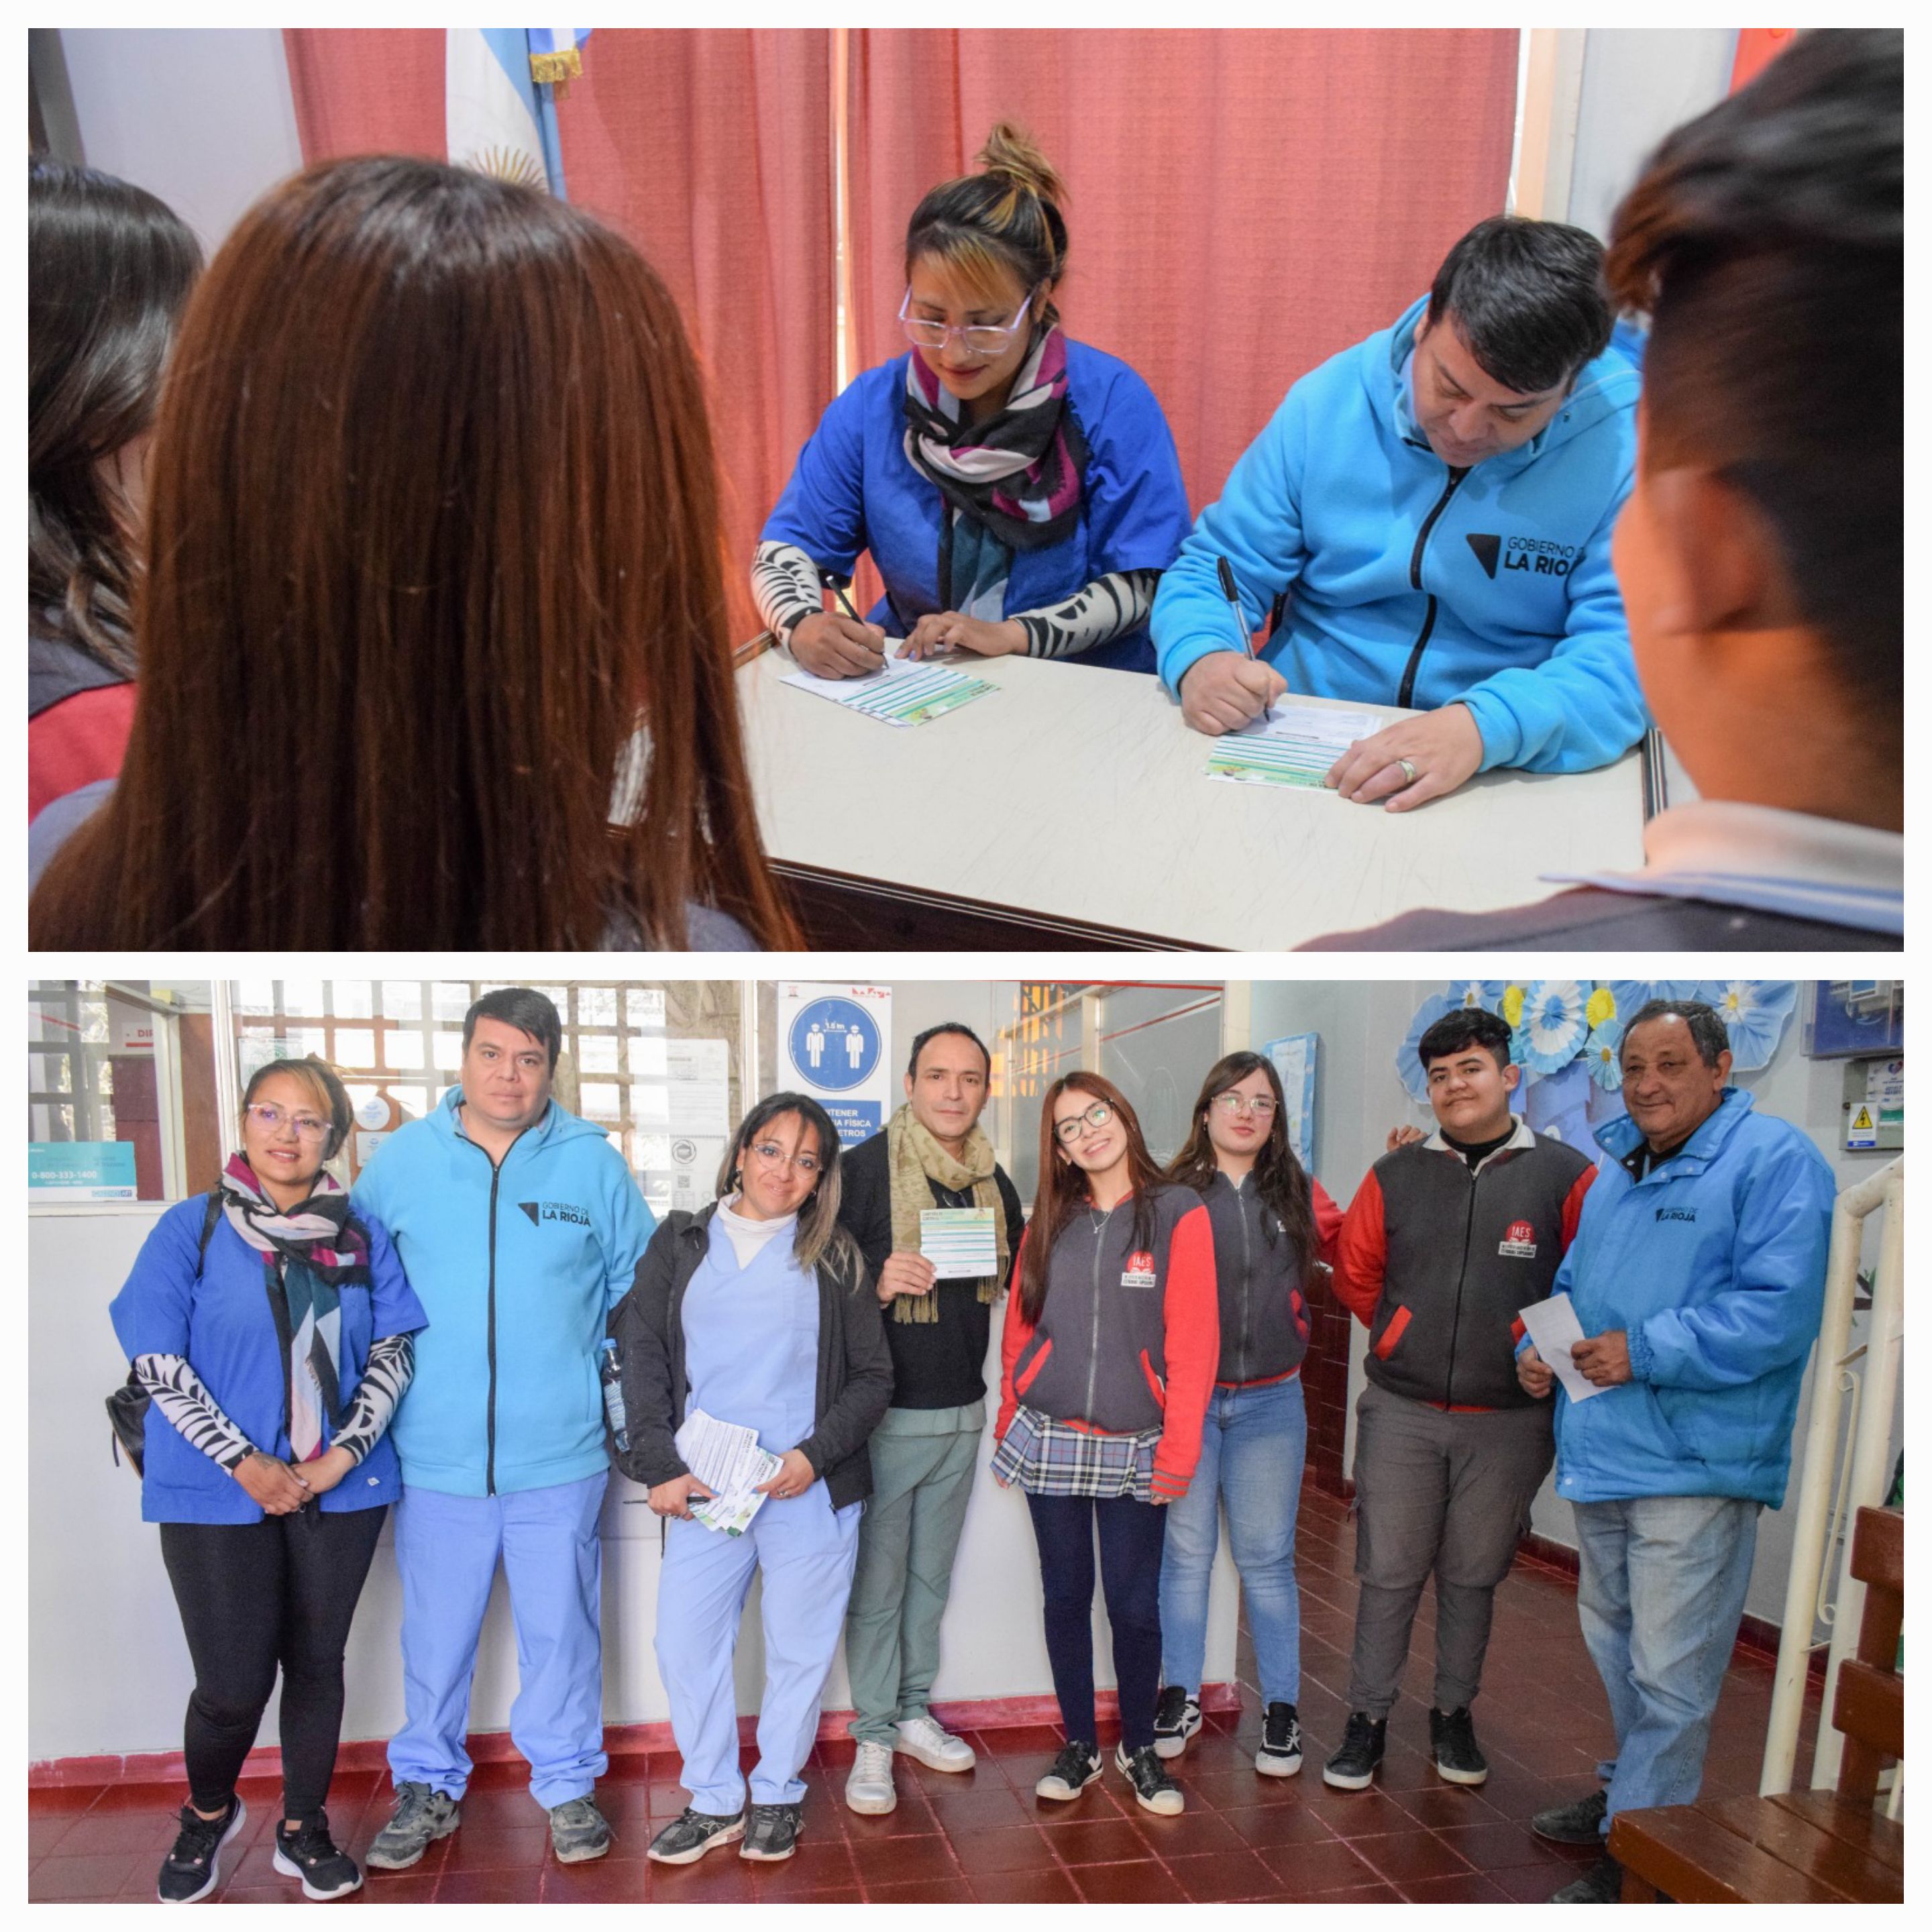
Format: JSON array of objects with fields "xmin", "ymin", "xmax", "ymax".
[
  {"xmin": 1531, "ymin": 1788, "xmax": 1609, "ymax": 1845},
  {"xmin": 739, "ymin": 1803, "xmax": 802, "ymax": 1862},
  {"xmin": 1152, "ymin": 1686, "xmax": 1202, "ymax": 1760},
  {"xmin": 1430, "ymin": 1706, "xmax": 1489, "ymax": 1786},
  {"xmin": 1550, "ymin": 1853, "xmax": 1623, "ymax": 1903},
  {"xmin": 1256, "ymin": 1701, "xmax": 1303, "ymax": 1778},
  {"xmin": 646, "ymin": 1807, "xmax": 745, "ymax": 1864},
  {"xmin": 365, "ymin": 1782, "xmax": 462, "ymax": 1872},
  {"xmin": 548, "ymin": 1796, "xmax": 612, "ymax": 1864},
  {"xmin": 1321, "ymin": 1711, "xmax": 1387, "ymax": 1790},
  {"xmin": 156, "ymin": 1796, "xmax": 247, "ymax": 1903},
  {"xmin": 1034, "ymin": 1739, "xmax": 1104, "ymax": 1801},
  {"xmin": 1114, "ymin": 1742, "xmax": 1185, "ymax": 1816},
  {"xmin": 272, "ymin": 1811, "xmax": 362, "ymax": 1900}
]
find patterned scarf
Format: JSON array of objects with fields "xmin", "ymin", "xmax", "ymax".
[
  {"xmin": 885, "ymin": 1105, "xmax": 1010, "ymax": 1326},
  {"xmin": 220, "ymin": 1153, "xmax": 369, "ymax": 1460},
  {"xmin": 902, "ymin": 324, "xmax": 1091, "ymax": 553}
]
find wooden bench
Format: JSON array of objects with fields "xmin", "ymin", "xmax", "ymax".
[{"xmin": 1609, "ymin": 1505, "xmax": 1904, "ymax": 1903}]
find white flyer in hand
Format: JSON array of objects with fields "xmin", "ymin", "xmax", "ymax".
[
  {"xmin": 920, "ymin": 1206, "xmax": 998, "ymax": 1281},
  {"xmin": 1516, "ymin": 1292, "xmax": 1605, "ymax": 1403},
  {"xmin": 674, "ymin": 1407, "xmax": 785, "ymax": 1535}
]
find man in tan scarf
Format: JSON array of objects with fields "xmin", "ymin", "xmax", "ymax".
[{"xmin": 834, "ymin": 1022, "xmax": 1024, "ymax": 1818}]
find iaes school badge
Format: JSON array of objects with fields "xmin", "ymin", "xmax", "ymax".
[
  {"xmin": 1120, "ymin": 1250, "xmax": 1157, "ymax": 1289},
  {"xmin": 1497, "ymin": 1220, "xmax": 1538, "ymax": 1259}
]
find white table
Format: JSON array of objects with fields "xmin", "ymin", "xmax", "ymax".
[{"xmin": 737, "ymin": 644, "xmax": 1646, "ymax": 950}]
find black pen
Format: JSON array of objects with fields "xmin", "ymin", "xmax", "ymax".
[
  {"xmin": 822, "ymin": 571, "xmax": 888, "ymax": 667},
  {"xmin": 1216, "ymin": 555, "xmax": 1275, "ymax": 720}
]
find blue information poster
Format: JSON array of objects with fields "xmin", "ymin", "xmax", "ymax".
[{"xmin": 29, "ymin": 1140, "xmax": 139, "ymax": 1200}]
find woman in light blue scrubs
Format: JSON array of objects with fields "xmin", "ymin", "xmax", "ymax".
[
  {"xmin": 753, "ymin": 122, "xmax": 1191, "ymax": 677},
  {"xmin": 612, "ymin": 1093, "xmax": 893, "ymax": 1868}
]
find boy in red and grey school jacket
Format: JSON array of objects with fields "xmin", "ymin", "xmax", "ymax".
[{"xmin": 1319, "ymin": 1007, "xmax": 1596, "ymax": 1795}]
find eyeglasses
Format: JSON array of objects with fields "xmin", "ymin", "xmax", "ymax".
[
  {"xmin": 1212, "ymin": 1093, "xmax": 1277, "ymax": 1120},
  {"xmin": 899, "ymin": 288, "xmax": 1032, "ymax": 360},
  {"xmin": 1053, "ymin": 1100, "xmax": 1116, "ymax": 1144},
  {"xmin": 749, "ymin": 1141, "xmax": 822, "ymax": 1177},
  {"xmin": 246, "ymin": 1103, "xmax": 331, "ymax": 1141}
]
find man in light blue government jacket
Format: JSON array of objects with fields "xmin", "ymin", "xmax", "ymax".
[
  {"xmin": 1152, "ymin": 216, "xmax": 1646, "ymax": 810},
  {"xmin": 351, "ymin": 987, "xmax": 656, "ymax": 1873},
  {"xmin": 1515, "ymin": 1000, "xmax": 1833, "ymax": 1904}
]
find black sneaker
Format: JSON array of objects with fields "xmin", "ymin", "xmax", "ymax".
[
  {"xmin": 1256, "ymin": 1701, "xmax": 1303, "ymax": 1778},
  {"xmin": 1429, "ymin": 1705, "xmax": 1489, "ymax": 1786},
  {"xmin": 1114, "ymin": 1742, "xmax": 1184, "ymax": 1815},
  {"xmin": 1532, "ymin": 1788, "xmax": 1609, "ymax": 1845},
  {"xmin": 1152, "ymin": 1685, "xmax": 1201, "ymax": 1761},
  {"xmin": 1034, "ymin": 1739, "xmax": 1104, "ymax": 1801},
  {"xmin": 647, "ymin": 1807, "xmax": 745, "ymax": 1864},
  {"xmin": 272, "ymin": 1811, "xmax": 363, "ymax": 1900},
  {"xmin": 157, "ymin": 1796, "xmax": 247, "ymax": 1904},
  {"xmin": 1321, "ymin": 1711, "xmax": 1387, "ymax": 1790},
  {"xmin": 739, "ymin": 1803, "xmax": 802, "ymax": 1862},
  {"xmin": 1550, "ymin": 1853, "xmax": 1623, "ymax": 1903}
]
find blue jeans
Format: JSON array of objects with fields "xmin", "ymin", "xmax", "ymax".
[
  {"xmin": 1159, "ymin": 1375, "xmax": 1306, "ymax": 1707},
  {"xmin": 1572, "ymin": 1493, "xmax": 1760, "ymax": 1833}
]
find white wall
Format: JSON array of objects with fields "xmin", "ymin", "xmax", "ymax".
[{"xmin": 59, "ymin": 28, "xmax": 305, "ymax": 255}]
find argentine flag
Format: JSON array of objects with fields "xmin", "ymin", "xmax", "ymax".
[{"xmin": 446, "ymin": 28, "xmax": 588, "ymax": 199}]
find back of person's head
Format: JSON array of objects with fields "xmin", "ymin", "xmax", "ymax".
[
  {"xmin": 1427, "ymin": 215, "xmax": 1613, "ymax": 394},
  {"xmin": 29, "ymin": 156, "xmax": 201, "ymax": 674},
  {"xmin": 905, "ymin": 122, "xmax": 1069, "ymax": 325},
  {"xmin": 1605, "ymin": 28, "xmax": 1902, "ymax": 749},
  {"xmin": 30, "ymin": 154, "xmax": 797, "ymax": 951}
]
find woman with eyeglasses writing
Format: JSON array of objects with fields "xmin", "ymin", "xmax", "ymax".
[
  {"xmin": 753, "ymin": 123, "xmax": 1191, "ymax": 676},
  {"xmin": 610, "ymin": 1094, "xmax": 892, "ymax": 1868},
  {"xmin": 1152, "ymin": 1053, "xmax": 1342, "ymax": 1780},
  {"xmin": 107, "ymin": 1057, "xmax": 427, "ymax": 1904},
  {"xmin": 994, "ymin": 1074, "xmax": 1218, "ymax": 1817}
]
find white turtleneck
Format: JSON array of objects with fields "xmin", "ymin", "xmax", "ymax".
[{"xmin": 715, "ymin": 1195, "xmax": 798, "ymax": 1269}]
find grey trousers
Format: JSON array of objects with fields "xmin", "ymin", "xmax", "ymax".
[
  {"xmin": 1345, "ymin": 1381, "xmax": 1554, "ymax": 1718},
  {"xmin": 843, "ymin": 1403, "xmax": 983, "ymax": 1747}
]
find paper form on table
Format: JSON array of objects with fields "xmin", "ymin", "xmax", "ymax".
[
  {"xmin": 1203, "ymin": 704, "xmax": 1379, "ymax": 788},
  {"xmin": 780, "ymin": 639, "xmax": 997, "ymax": 727},
  {"xmin": 1515, "ymin": 1292, "xmax": 1606, "ymax": 1403}
]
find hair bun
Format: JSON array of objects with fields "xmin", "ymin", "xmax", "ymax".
[{"xmin": 975, "ymin": 121, "xmax": 1067, "ymax": 210}]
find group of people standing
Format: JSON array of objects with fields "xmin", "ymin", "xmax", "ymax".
[{"xmin": 110, "ymin": 983, "xmax": 1835, "ymax": 1904}]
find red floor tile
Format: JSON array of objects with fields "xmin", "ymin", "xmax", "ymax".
[
  {"xmin": 1165, "ymin": 1847, "xmax": 1276, "ymax": 1901},
  {"xmin": 967, "ymin": 1864, "xmax": 1083, "ymax": 1902},
  {"xmin": 866, "ymin": 1875, "xmax": 977, "ymax": 1902},
  {"xmin": 1071, "ymin": 1858, "xmax": 1166, "ymax": 1902},
  {"xmin": 1257, "ymin": 1835, "xmax": 1383, "ymax": 1893}
]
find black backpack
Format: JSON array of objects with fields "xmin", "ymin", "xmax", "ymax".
[{"xmin": 107, "ymin": 1192, "xmax": 223, "ymax": 1475}]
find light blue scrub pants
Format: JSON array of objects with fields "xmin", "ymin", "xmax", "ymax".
[
  {"xmin": 655, "ymin": 1483, "xmax": 863, "ymax": 1815},
  {"xmin": 388, "ymin": 1472, "xmax": 610, "ymax": 1810}
]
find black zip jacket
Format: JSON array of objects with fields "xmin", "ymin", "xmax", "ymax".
[{"xmin": 1195, "ymin": 1170, "xmax": 1344, "ymax": 1386}]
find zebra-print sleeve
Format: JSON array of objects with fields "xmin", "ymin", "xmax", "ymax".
[
  {"xmin": 1013, "ymin": 568, "xmax": 1161, "ymax": 661},
  {"xmin": 133, "ymin": 1352, "xmax": 255, "ymax": 1472},
  {"xmin": 329, "ymin": 1332, "xmax": 417, "ymax": 1466},
  {"xmin": 751, "ymin": 540, "xmax": 826, "ymax": 645}
]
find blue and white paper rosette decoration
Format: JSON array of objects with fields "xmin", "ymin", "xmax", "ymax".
[
  {"xmin": 1697, "ymin": 980, "xmax": 1798, "ymax": 1072},
  {"xmin": 1516, "ymin": 980, "xmax": 1591, "ymax": 1076}
]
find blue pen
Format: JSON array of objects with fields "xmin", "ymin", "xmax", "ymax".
[{"xmin": 1216, "ymin": 555, "xmax": 1274, "ymax": 720}]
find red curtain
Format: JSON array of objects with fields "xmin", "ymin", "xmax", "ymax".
[
  {"xmin": 847, "ymin": 30, "xmax": 1519, "ymax": 515},
  {"xmin": 283, "ymin": 29, "xmax": 445, "ymax": 160},
  {"xmin": 1731, "ymin": 28, "xmax": 1796, "ymax": 91}
]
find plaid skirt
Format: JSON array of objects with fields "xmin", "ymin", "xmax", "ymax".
[{"xmin": 990, "ymin": 1403, "xmax": 1161, "ymax": 1503}]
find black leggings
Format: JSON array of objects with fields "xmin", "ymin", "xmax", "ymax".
[
  {"xmin": 159, "ymin": 1505, "xmax": 386, "ymax": 1819},
  {"xmin": 1024, "ymin": 1491, "xmax": 1167, "ymax": 1752}
]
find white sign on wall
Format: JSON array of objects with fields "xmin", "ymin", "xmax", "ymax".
[{"xmin": 776, "ymin": 983, "xmax": 893, "ymax": 1152}]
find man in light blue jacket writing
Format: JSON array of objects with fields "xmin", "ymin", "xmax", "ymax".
[
  {"xmin": 1515, "ymin": 1000, "xmax": 1833, "ymax": 1903},
  {"xmin": 352, "ymin": 988, "xmax": 656, "ymax": 1872},
  {"xmin": 1152, "ymin": 216, "xmax": 1646, "ymax": 810}
]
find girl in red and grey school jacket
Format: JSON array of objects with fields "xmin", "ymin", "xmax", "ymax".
[{"xmin": 992, "ymin": 1073, "xmax": 1218, "ymax": 1819}]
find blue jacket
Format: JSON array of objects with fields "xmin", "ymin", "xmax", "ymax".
[
  {"xmin": 351, "ymin": 1089, "xmax": 656, "ymax": 1497},
  {"xmin": 1151, "ymin": 296, "xmax": 1648, "ymax": 771},
  {"xmin": 109, "ymin": 1197, "xmax": 427, "ymax": 1525},
  {"xmin": 1547, "ymin": 1089, "xmax": 1834, "ymax": 1508},
  {"xmin": 763, "ymin": 342, "xmax": 1193, "ymax": 674}
]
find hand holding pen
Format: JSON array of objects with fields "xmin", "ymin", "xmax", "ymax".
[
  {"xmin": 1178, "ymin": 556, "xmax": 1289, "ymax": 736},
  {"xmin": 787, "ymin": 574, "xmax": 888, "ymax": 679}
]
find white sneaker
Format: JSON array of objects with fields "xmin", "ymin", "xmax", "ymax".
[
  {"xmin": 845, "ymin": 1739, "xmax": 898, "ymax": 1815},
  {"xmin": 894, "ymin": 1715, "xmax": 976, "ymax": 1772}
]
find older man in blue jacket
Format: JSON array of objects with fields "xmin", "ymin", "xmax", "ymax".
[
  {"xmin": 1515, "ymin": 1000, "xmax": 1833, "ymax": 1903},
  {"xmin": 1152, "ymin": 215, "xmax": 1646, "ymax": 810}
]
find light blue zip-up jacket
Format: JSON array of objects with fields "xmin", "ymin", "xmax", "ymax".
[
  {"xmin": 1545, "ymin": 1089, "xmax": 1833, "ymax": 1509},
  {"xmin": 352, "ymin": 1088, "xmax": 655, "ymax": 1497},
  {"xmin": 1151, "ymin": 295, "xmax": 1648, "ymax": 773}
]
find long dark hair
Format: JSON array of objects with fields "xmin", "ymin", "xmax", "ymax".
[
  {"xmin": 29, "ymin": 156, "xmax": 201, "ymax": 675},
  {"xmin": 1166, "ymin": 1052, "xmax": 1318, "ymax": 1277},
  {"xmin": 30, "ymin": 155, "xmax": 799, "ymax": 951},
  {"xmin": 716, "ymin": 1091, "xmax": 862, "ymax": 1287},
  {"xmin": 1020, "ymin": 1072, "xmax": 1164, "ymax": 1325}
]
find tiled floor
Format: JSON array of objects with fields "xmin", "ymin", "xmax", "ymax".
[{"xmin": 29, "ymin": 1487, "xmax": 1820, "ymax": 1904}]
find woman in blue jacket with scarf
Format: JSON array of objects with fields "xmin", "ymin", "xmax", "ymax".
[
  {"xmin": 110, "ymin": 1056, "xmax": 425, "ymax": 1905},
  {"xmin": 753, "ymin": 123, "xmax": 1191, "ymax": 677}
]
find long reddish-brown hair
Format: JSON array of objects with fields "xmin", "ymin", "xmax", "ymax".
[
  {"xmin": 1020, "ymin": 1071, "xmax": 1165, "ymax": 1325},
  {"xmin": 30, "ymin": 155, "xmax": 798, "ymax": 949}
]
